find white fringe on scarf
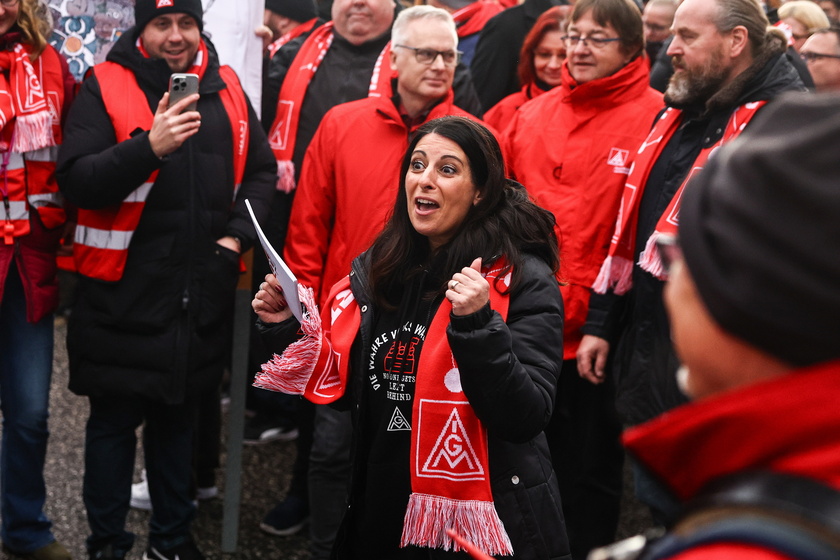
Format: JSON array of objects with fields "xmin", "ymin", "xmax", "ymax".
[
  {"xmin": 400, "ymin": 493, "xmax": 513, "ymax": 556},
  {"xmin": 276, "ymin": 160, "xmax": 296, "ymax": 194},
  {"xmin": 592, "ymin": 255, "xmax": 635, "ymax": 295},
  {"xmin": 637, "ymin": 231, "xmax": 668, "ymax": 281},
  {"xmin": 254, "ymin": 284, "xmax": 321, "ymax": 395}
]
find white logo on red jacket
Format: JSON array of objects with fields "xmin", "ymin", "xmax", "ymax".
[{"xmin": 607, "ymin": 148, "xmax": 628, "ymax": 167}]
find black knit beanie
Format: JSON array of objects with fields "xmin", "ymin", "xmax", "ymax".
[
  {"xmin": 265, "ymin": 0, "xmax": 318, "ymax": 23},
  {"xmin": 135, "ymin": 0, "xmax": 204, "ymax": 32},
  {"xmin": 679, "ymin": 92, "xmax": 840, "ymax": 367}
]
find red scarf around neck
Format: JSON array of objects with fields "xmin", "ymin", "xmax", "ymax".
[
  {"xmin": 265, "ymin": 22, "xmax": 394, "ymax": 193},
  {"xmin": 267, "ymin": 18, "xmax": 319, "ymax": 59},
  {"xmin": 0, "ymin": 43, "xmax": 63, "ymax": 153},
  {"xmin": 256, "ymin": 262, "xmax": 516, "ymax": 556},
  {"xmin": 593, "ymin": 102, "xmax": 765, "ymax": 295}
]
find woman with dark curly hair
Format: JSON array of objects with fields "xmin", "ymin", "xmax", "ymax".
[
  {"xmin": 0, "ymin": 0, "xmax": 73, "ymax": 559},
  {"xmin": 254, "ymin": 116, "xmax": 570, "ymax": 559}
]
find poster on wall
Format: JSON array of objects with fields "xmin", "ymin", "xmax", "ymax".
[
  {"xmin": 47, "ymin": 0, "xmax": 135, "ymax": 82},
  {"xmin": 46, "ymin": 0, "xmax": 262, "ymax": 105}
]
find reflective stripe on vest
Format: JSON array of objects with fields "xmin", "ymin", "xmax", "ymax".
[
  {"xmin": 74, "ymin": 63, "xmax": 250, "ymax": 282},
  {"xmin": 2, "ymin": 200, "xmax": 27, "ymax": 221},
  {"xmin": 2, "ymin": 146, "xmax": 64, "ymax": 241}
]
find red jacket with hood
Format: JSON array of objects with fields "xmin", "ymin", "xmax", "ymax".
[
  {"xmin": 503, "ymin": 55, "xmax": 663, "ymax": 359},
  {"xmin": 624, "ymin": 360, "xmax": 840, "ymax": 560}
]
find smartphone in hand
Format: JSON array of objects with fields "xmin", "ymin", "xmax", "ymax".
[{"xmin": 168, "ymin": 73, "xmax": 199, "ymax": 112}]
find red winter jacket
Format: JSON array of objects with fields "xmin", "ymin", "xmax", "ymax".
[
  {"xmin": 484, "ymin": 82, "xmax": 545, "ymax": 132},
  {"xmin": 284, "ymin": 91, "xmax": 487, "ymax": 306},
  {"xmin": 624, "ymin": 360, "xmax": 840, "ymax": 560},
  {"xmin": 503, "ymin": 56, "xmax": 663, "ymax": 358}
]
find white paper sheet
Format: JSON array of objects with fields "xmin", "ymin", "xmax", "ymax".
[{"xmin": 245, "ymin": 199, "xmax": 304, "ymax": 323}]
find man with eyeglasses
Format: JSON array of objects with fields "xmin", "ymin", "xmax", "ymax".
[
  {"xmin": 800, "ymin": 24, "xmax": 840, "ymax": 90},
  {"xmin": 579, "ymin": 0, "xmax": 806, "ymax": 526},
  {"xmin": 503, "ymin": 0, "xmax": 662, "ymax": 557},
  {"xmin": 286, "ymin": 5, "xmax": 486, "ymax": 319}
]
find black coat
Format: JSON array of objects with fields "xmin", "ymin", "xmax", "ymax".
[
  {"xmin": 261, "ymin": 252, "xmax": 571, "ymax": 559},
  {"xmin": 584, "ymin": 39, "xmax": 806, "ymax": 426},
  {"xmin": 57, "ymin": 30, "xmax": 277, "ymax": 404}
]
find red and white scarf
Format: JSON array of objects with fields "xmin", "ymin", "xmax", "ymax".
[
  {"xmin": 593, "ymin": 102, "xmax": 765, "ymax": 294},
  {"xmin": 256, "ymin": 262, "xmax": 515, "ymax": 556},
  {"xmin": 267, "ymin": 18, "xmax": 319, "ymax": 59},
  {"xmin": 0, "ymin": 43, "xmax": 62, "ymax": 153},
  {"xmin": 265, "ymin": 22, "xmax": 394, "ymax": 193}
]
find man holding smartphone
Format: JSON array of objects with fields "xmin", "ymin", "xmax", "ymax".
[{"xmin": 56, "ymin": 1, "xmax": 276, "ymax": 560}]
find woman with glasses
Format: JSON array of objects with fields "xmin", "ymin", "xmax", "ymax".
[
  {"xmin": 484, "ymin": 6, "xmax": 570, "ymax": 131},
  {"xmin": 502, "ymin": 0, "xmax": 663, "ymax": 557},
  {"xmin": 0, "ymin": 0, "xmax": 73, "ymax": 559},
  {"xmin": 254, "ymin": 117, "xmax": 570, "ymax": 559}
]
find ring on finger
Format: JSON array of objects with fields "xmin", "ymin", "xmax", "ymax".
[{"xmin": 450, "ymin": 280, "xmax": 460, "ymax": 290}]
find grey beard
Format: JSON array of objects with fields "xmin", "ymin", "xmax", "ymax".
[{"xmin": 665, "ymin": 57, "xmax": 729, "ymax": 108}]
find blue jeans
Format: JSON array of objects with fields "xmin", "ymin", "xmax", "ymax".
[
  {"xmin": 84, "ymin": 396, "xmax": 196, "ymax": 555},
  {"xmin": 0, "ymin": 264, "xmax": 56, "ymax": 552}
]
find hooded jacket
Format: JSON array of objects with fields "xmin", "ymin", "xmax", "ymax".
[
  {"xmin": 284, "ymin": 89, "xmax": 484, "ymax": 307},
  {"xmin": 583, "ymin": 33, "xmax": 807, "ymax": 425},
  {"xmin": 504, "ymin": 56, "xmax": 663, "ymax": 359},
  {"xmin": 56, "ymin": 29, "xmax": 276, "ymax": 403},
  {"xmin": 484, "ymin": 82, "xmax": 545, "ymax": 132}
]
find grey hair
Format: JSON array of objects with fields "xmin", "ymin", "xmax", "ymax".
[
  {"xmin": 713, "ymin": 0, "xmax": 770, "ymax": 56},
  {"xmin": 391, "ymin": 5, "xmax": 458, "ymax": 47}
]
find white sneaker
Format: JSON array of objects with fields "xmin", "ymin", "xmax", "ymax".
[
  {"xmin": 130, "ymin": 470, "xmax": 152, "ymax": 510},
  {"xmin": 130, "ymin": 469, "xmax": 217, "ymax": 510},
  {"xmin": 196, "ymin": 485, "xmax": 218, "ymax": 500}
]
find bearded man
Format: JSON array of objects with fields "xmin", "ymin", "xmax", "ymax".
[{"xmin": 576, "ymin": 0, "xmax": 805, "ymax": 523}]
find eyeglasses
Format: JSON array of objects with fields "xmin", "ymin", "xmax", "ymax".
[
  {"xmin": 655, "ymin": 234, "xmax": 682, "ymax": 277},
  {"xmin": 562, "ymin": 34, "xmax": 622, "ymax": 49},
  {"xmin": 0, "ymin": 0, "xmax": 20, "ymax": 6},
  {"xmin": 800, "ymin": 51, "xmax": 840, "ymax": 62},
  {"xmin": 394, "ymin": 45, "xmax": 462, "ymax": 66}
]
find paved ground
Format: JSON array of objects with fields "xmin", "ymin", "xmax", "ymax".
[{"xmin": 1, "ymin": 318, "xmax": 651, "ymax": 560}]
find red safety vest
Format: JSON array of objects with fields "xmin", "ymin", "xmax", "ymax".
[
  {"xmin": 73, "ymin": 62, "xmax": 250, "ymax": 282},
  {"xmin": 1, "ymin": 46, "xmax": 66, "ymax": 246}
]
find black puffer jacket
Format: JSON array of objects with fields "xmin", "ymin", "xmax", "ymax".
[
  {"xmin": 57, "ymin": 29, "xmax": 276, "ymax": 404},
  {"xmin": 261, "ymin": 251, "xmax": 571, "ymax": 560},
  {"xmin": 583, "ymin": 34, "xmax": 807, "ymax": 426}
]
